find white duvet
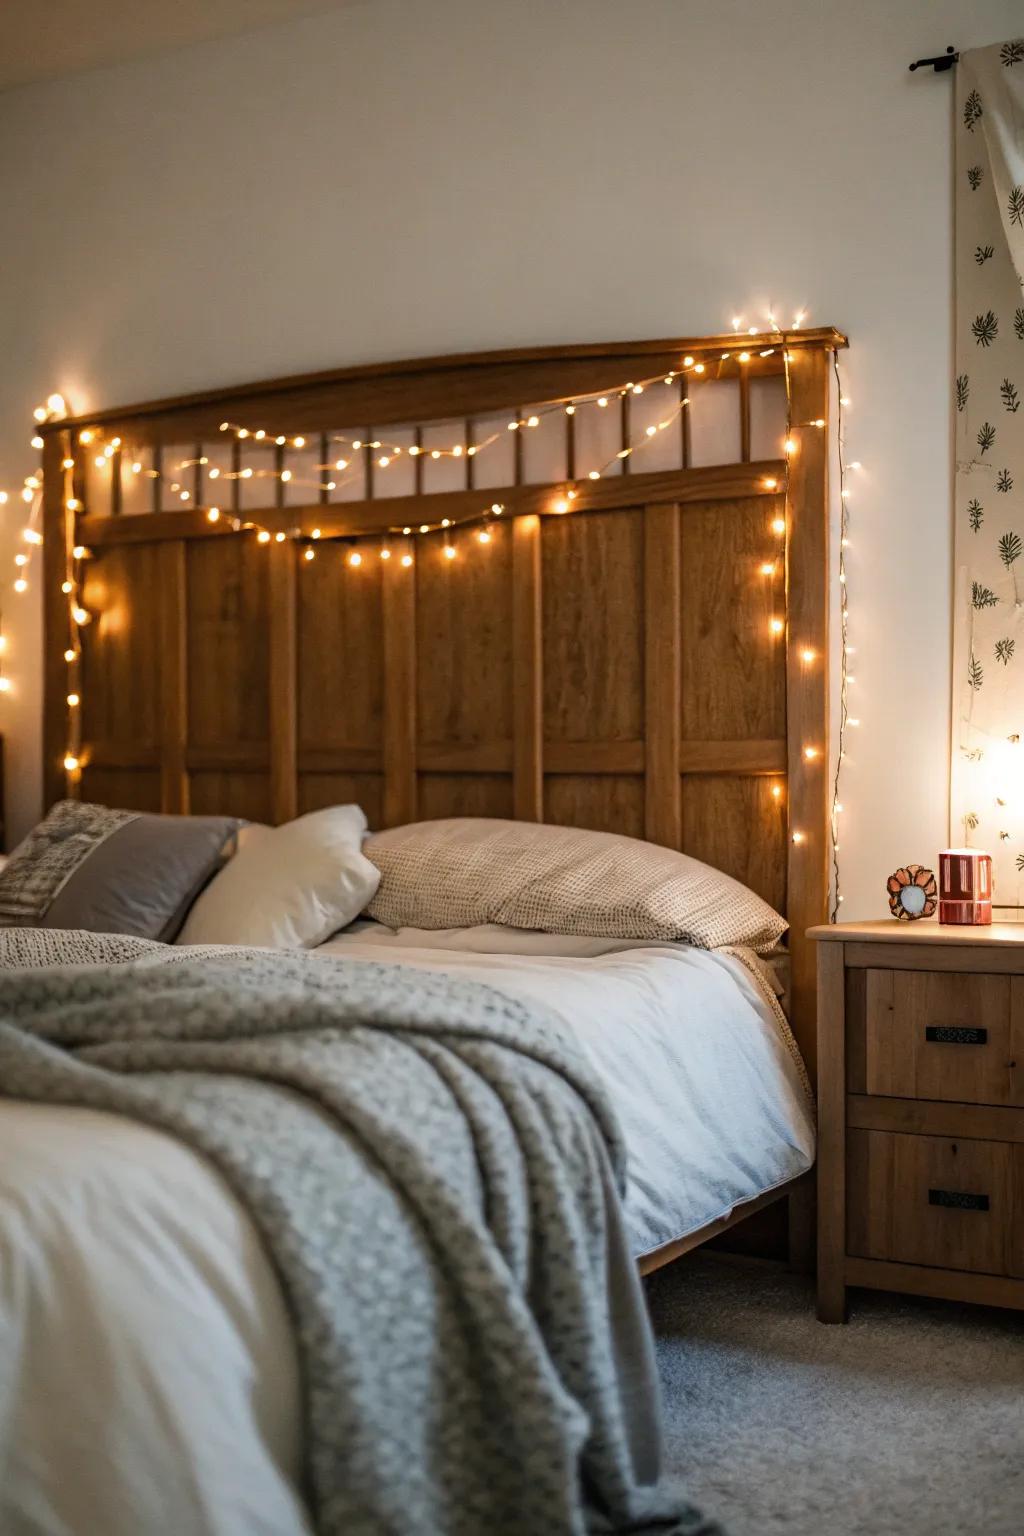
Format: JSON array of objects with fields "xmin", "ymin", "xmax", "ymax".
[{"xmin": 0, "ymin": 926, "xmax": 814, "ymax": 1536}]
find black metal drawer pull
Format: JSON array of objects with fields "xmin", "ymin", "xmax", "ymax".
[
  {"xmin": 928, "ymin": 1188, "xmax": 990, "ymax": 1212},
  {"xmin": 925, "ymin": 1025, "xmax": 987, "ymax": 1045}
]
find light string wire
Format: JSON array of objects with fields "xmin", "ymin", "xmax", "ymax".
[
  {"xmin": 0, "ymin": 325, "xmax": 819, "ymax": 782},
  {"xmin": 56, "ymin": 342, "xmax": 811, "ymax": 777},
  {"xmin": 195, "ymin": 358, "xmax": 713, "ymax": 520},
  {"xmin": 830, "ymin": 348, "xmax": 852, "ymax": 921},
  {"xmin": 68, "ymin": 350, "xmax": 783, "ymax": 556}
]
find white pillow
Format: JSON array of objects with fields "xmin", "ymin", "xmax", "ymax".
[{"xmin": 177, "ymin": 805, "xmax": 380, "ymax": 949}]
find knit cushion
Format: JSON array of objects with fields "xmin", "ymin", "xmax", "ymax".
[{"xmin": 365, "ymin": 817, "xmax": 786, "ymax": 954}]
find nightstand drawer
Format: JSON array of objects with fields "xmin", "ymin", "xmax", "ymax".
[
  {"xmin": 847, "ymin": 1128, "xmax": 1024, "ymax": 1277},
  {"xmin": 863, "ymin": 969, "xmax": 1023, "ymax": 1105}
]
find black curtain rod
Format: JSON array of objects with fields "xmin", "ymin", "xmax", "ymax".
[{"xmin": 909, "ymin": 46, "xmax": 959, "ymax": 73}]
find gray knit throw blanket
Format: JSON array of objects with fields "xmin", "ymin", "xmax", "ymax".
[{"xmin": 0, "ymin": 930, "xmax": 721, "ymax": 1536}]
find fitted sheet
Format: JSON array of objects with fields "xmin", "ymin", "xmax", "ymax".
[
  {"xmin": 319, "ymin": 925, "xmax": 814, "ymax": 1255},
  {"xmin": 0, "ymin": 929, "xmax": 813, "ymax": 1536}
]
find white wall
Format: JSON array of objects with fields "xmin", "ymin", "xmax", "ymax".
[{"xmin": 1, "ymin": 0, "xmax": 1019, "ymax": 918}]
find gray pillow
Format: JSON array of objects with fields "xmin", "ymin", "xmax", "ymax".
[{"xmin": 0, "ymin": 800, "xmax": 242, "ymax": 942}]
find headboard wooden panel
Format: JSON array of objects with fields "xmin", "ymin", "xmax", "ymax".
[{"xmin": 40, "ymin": 331, "xmax": 845, "ymax": 1079}]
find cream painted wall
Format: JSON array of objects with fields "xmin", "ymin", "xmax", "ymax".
[{"xmin": 0, "ymin": 0, "xmax": 1020, "ymax": 918}]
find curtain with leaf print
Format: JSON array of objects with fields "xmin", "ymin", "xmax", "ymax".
[{"xmin": 952, "ymin": 37, "xmax": 1024, "ymax": 910}]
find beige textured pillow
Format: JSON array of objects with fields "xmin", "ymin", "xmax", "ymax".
[{"xmin": 364, "ymin": 818, "xmax": 787, "ymax": 954}]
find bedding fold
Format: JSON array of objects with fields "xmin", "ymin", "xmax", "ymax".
[{"xmin": 0, "ymin": 930, "xmax": 720, "ymax": 1536}]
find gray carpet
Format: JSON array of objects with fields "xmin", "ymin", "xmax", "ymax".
[{"xmin": 647, "ymin": 1254, "xmax": 1024, "ymax": 1536}]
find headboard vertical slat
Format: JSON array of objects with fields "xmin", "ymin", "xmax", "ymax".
[
  {"xmin": 110, "ymin": 445, "xmax": 123, "ymax": 516},
  {"xmin": 643, "ymin": 502, "xmax": 682, "ymax": 849},
  {"xmin": 464, "ymin": 418, "xmax": 474, "ymax": 492},
  {"xmin": 512, "ymin": 514, "xmax": 543, "ymax": 821},
  {"xmin": 319, "ymin": 435, "xmax": 330, "ymax": 507},
  {"xmin": 364, "ymin": 435, "xmax": 375, "ymax": 502},
  {"xmin": 230, "ymin": 439, "xmax": 240, "ymax": 515},
  {"xmin": 150, "ymin": 444, "xmax": 162, "ymax": 514},
  {"xmin": 268, "ymin": 541, "xmax": 298, "ymax": 823},
  {"xmin": 158, "ymin": 541, "xmax": 189, "ymax": 814},
  {"xmin": 382, "ymin": 557, "xmax": 417, "ymax": 826},
  {"xmin": 784, "ymin": 345, "xmax": 831, "ymax": 1085},
  {"xmin": 274, "ymin": 441, "xmax": 286, "ymax": 508}
]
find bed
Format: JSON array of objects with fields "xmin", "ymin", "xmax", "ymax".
[{"xmin": 2, "ymin": 329, "xmax": 843, "ymax": 1534}]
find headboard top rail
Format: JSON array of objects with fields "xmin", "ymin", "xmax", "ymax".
[{"xmin": 41, "ymin": 328, "xmax": 846, "ymax": 439}]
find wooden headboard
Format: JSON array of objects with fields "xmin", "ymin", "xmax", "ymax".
[{"xmin": 39, "ymin": 330, "xmax": 844, "ymax": 1077}]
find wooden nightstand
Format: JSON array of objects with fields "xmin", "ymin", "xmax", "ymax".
[{"xmin": 810, "ymin": 919, "xmax": 1024, "ymax": 1322}]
